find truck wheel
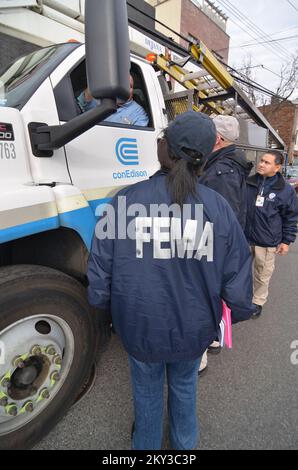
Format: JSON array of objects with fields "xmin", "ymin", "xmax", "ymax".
[{"xmin": 0, "ymin": 265, "xmax": 96, "ymax": 449}]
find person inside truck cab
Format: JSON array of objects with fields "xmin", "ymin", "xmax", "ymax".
[{"xmin": 77, "ymin": 75, "xmax": 149, "ymax": 127}]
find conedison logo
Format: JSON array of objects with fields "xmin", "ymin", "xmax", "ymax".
[{"xmin": 116, "ymin": 138, "xmax": 139, "ymax": 166}]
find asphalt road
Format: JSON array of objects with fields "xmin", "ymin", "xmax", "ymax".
[{"xmin": 35, "ymin": 240, "xmax": 298, "ymax": 450}]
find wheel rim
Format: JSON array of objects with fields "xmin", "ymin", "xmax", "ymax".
[{"xmin": 0, "ymin": 315, "xmax": 74, "ymax": 435}]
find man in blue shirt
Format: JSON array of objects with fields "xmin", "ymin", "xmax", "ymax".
[{"xmin": 77, "ymin": 75, "xmax": 149, "ymax": 127}]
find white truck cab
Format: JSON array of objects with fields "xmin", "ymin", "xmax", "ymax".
[{"xmin": 1, "ymin": 42, "xmax": 166, "ymax": 251}]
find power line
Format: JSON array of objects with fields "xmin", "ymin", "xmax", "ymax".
[
  {"xmin": 262, "ymin": 66, "xmax": 283, "ymax": 79},
  {"xmin": 232, "ymin": 76, "xmax": 277, "ymax": 97},
  {"xmin": 240, "ymin": 34, "xmax": 298, "ymax": 48},
  {"xmin": 216, "ymin": 0, "xmax": 293, "ymax": 62},
  {"xmin": 129, "ymin": 0, "xmax": 294, "ymax": 66},
  {"xmin": 128, "ymin": 0, "xmax": 290, "ymax": 63},
  {"xmin": 217, "ymin": 0, "xmax": 293, "ymax": 61},
  {"xmin": 237, "ymin": 64, "xmax": 282, "ymax": 79},
  {"xmin": 237, "ymin": 65, "xmax": 263, "ymax": 71},
  {"xmin": 286, "ymin": 0, "xmax": 298, "ymax": 12},
  {"xmin": 215, "ymin": 1, "xmax": 297, "ymax": 96},
  {"xmin": 216, "ymin": 34, "xmax": 298, "ymax": 51},
  {"xmin": 126, "ymin": 2, "xmax": 283, "ymax": 99},
  {"xmin": 228, "ymin": 68, "xmax": 282, "ymax": 98},
  {"xmin": 231, "ymin": 73, "xmax": 275, "ymax": 95},
  {"xmin": 217, "ymin": 59, "xmax": 284, "ymax": 97},
  {"xmin": 218, "ymin": 0, "xmax": 293, "ymax": 59}
]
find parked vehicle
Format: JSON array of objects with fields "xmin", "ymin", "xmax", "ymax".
[{"xmin": 286, "ymin": 167, "xmax": 298, "ymax": 193}]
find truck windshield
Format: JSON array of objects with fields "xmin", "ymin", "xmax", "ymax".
[{"xmin": 0, "ymin": 43, "xmax": 80, "ymax": 110}]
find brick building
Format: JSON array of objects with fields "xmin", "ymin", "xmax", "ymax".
[
  {"xmin": 146, "ymin": 0, "xmax": 230, "ymax": 62},
  {"xmin": 259, "ymin": 99, "xmax": 298, "ymax": 163}
]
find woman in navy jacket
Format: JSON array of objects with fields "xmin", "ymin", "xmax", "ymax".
[{"xmin": 87, "ymin": 112, "xmax": 254, "ymax": 450}]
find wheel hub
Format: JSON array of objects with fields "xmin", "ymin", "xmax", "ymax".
[
  {"xmin": 9, "ymin": 356, "xmax": 50, "ymax": 401},
  {"xmin": 0, "ymin": 315, "xmax": 74, "ymax": 436}
]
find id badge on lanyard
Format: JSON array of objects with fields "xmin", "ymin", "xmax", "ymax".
[
  {"xmin": 256, "ymin": 195, "xmax": 265, "ymax": 207},
  {"xmin": 256, "ymin": 185, "xmax": 265, "ymax": 207}
]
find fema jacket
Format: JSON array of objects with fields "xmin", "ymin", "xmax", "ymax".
[
  {"xmin": 87, "ymin": 171, "xmax": 254, "ymax": 363},
  {"xmin": 199, "ymin": 145, "xmax": 253, "ymax": 229},
  {"xmin": 245, "ymin": 172, "xmax": 298, "ymax": 247}
]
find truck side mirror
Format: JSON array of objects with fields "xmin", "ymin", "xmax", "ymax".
[
  {"xmin": 85, "ymin": 0, "xmax": 130, "ymax": 101},
  {"xmin": 29, "ymin": 0, "xmax": 131, "ymax": 156}
]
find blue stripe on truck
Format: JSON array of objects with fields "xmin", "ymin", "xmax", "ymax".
[
  {"xmin": 0, "ymin": 197, "xmax": 113, "ymax": 250},
  {"xmin": 0, "ymin": 216, "xmax": 59, "ymax": 244}
]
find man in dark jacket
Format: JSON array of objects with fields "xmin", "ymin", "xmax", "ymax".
[
  {"xmin": 198, "ymin": 115, "xmax": 253, "ymax": 364},
  {"xmin": 199, "ymin": 115, "xmax": 253, "ymax": 230},
  {"xmin": 87, "ymin": 112, "xmax": 253, "ymax": 450},
  {"xmin": 245, "ymin": 151, "xmax": 298, "ymax": 318}
]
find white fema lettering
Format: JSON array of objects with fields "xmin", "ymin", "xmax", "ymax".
[
  {"xmin": 94, "ymin": 198, "xmax": 213, "ymax": 261},
  {"xmin": 136, "ymin": 217, "xmax": 214, "ymax": 261}
]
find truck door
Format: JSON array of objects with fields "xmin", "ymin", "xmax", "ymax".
[{"xmin": 51, "ymin": 53, "xmax": 166, "ymax": 214}]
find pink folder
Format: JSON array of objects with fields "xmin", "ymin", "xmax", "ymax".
[{"xmin": 221, "ymin": 300, "xmax": 232, "ymax": 349}]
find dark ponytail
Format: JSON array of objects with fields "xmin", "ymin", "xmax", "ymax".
[
  {"xmin": 167, "ymin": 159, "xmax": 200, "ymax": 207},
  {"xmin": 158, "ymin": 129, "xmax": 204, "ymax": 207}
]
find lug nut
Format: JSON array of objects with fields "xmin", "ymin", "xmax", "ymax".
[
  {"xmin": 13, "ymin": 356, "xmax": 25, "ymax": 369},
  {"xmin": 50, "ymin": 372, "xmax": 60, "ymax": 383},
  {"xmin": 5, "ymin": 404, "xmax": 18, "ymax": 416},
  {"xmin": 31, "ymin": 345, "xmax": 42, "ymax": 356},
  {"xmin": 0, "ymin": 376, "xmax": 11, "ymax": 388},
  {"xmin": 45, "ymin": 345, "xmax": 56, "ymax": 355},
  {"xmin": 52, "ymin": 354, "xmax": 62, "ymax": 366},
  {"xmin": 22, "ymin": 401, "xmax": 34, "ymax": 413},
  {"xmin": 39, "ymin": 388, "xmax": 50, "ymax": 400}
]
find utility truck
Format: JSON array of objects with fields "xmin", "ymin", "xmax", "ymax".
[{"xmin": 0, "ymin": 0, "xmax": 285, "ymax": 449}]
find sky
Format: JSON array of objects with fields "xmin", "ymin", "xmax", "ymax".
[{"xmin": 213, "ymin": 0, "xmax": 298, "ymax": 101}]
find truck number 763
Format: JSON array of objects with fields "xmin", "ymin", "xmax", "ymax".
[{"xmin": 0, "ymin": 142, "xmax": 16, "ymax": 159}]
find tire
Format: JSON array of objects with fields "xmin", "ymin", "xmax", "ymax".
[{"xmin": 0, "ymin": 265, "xmax": 96, "ymax": 449}]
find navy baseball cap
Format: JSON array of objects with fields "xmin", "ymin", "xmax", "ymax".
[{"xmin": 166, "ymin": 111, "xmax": 216, "ymax": 164}]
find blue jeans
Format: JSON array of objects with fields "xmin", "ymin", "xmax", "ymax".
[{"xmin": 128, "ymin": 355, "xmax": 202, "ymax": 450}]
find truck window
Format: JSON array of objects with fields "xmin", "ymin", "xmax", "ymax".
[
  {"xmin": 58, "ymin": 59, "xmax": 153, "ymax": 128},
  {"xmin": 0, "ymin": 43, "xmax": 80, "ymax": 110}
]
